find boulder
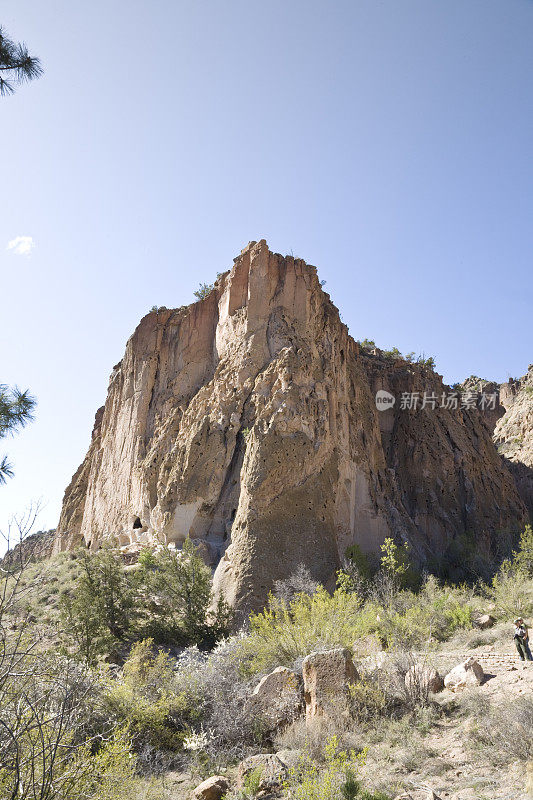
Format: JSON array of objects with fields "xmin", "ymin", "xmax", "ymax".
[
  {"xmin": 246, "ymin": 666, "xmax": 303, "ymax": 732},
  {"xmin": 444, "ymin": 658, "xmax": 485, "ymax": 691},
  {"xmin": 237, "ymin": 753, "xmax": 287, "ymax": 794},
  {"xmin": 474, "ymin": 613, "xmax": 495, "ymax": 629},
  {"xmin": 302, "ymin": 648, "xmax": 358, "ymax": 723},
  {"xmin": 275, "ymin": 748, "xmax": 302, "ymax": 770},
  {"xmin": 405, "ymin": 663, "xmax": 444, "ymax": 694},
  {"xmin": 192, "ymin": 775, "xmax": 230, "ymax": 800}
]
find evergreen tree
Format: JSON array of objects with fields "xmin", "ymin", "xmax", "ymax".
[
  {"xmin": 140, "ymin": 538, "xmax": 232, "ymax": 645},
  {"xmin": 60, "ymin": 548, "xmax": 134, "ymax": 663},
  {"xmin": 0, "ymin": 384, "xmax": 36, "ymax": 484},
  {"xmin": 0, "ymin": 26, "xmax": 42, "ymax": 95}
]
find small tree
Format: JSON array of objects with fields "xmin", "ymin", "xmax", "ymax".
[
  {"xmin": 512, "ymin": 524, "xmax": 533, "ymax": 577},
  {"xmin": 194, "ymin": 282, "xmax": 214, "ymax": 301},
  {"xmin": 378, "ymin": 537, "xmax": 413, "ymax": 599},
  {"xmin": 140, "ymin": 538, "xmax": 231, "ymax": 645},
  {"xmin": 0, "ymin": 27, "xmax": 42, "ymax": 96},
  {"xmin": 60, "ymin": 548, "xmax": 134, "ymax": 662}
]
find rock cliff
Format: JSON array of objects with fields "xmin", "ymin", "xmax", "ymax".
[
  {"xmin": 494, "ymin": 366, "xmax": 533, "ymax": 516},
  {"xmin": 56, "ymin": 241, "xmax": 527, "ymax": 616}
]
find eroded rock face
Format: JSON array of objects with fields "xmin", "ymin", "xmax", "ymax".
[
  {"xmin": 55, "ymin": 241, "xmax": 527, "ymax": 616},
  {"xmin": 494, "ymin": 366, "xmax": 533, "ymax": 515}
]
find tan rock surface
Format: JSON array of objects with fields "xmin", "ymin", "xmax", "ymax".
[
  {"xmin": 405, "ymin": 663, "xmax": 444, "ymax": 694},
  {"xmin": 494, "ymin": 365, "xmax": 533, "ymax": 515},
  {"xmin": 192, "ymin": 775, "xmax": 229, "ymax": 800},
  {"xmin": 302, "ymin": 647, "xmax": 358, "ymax": 722},
  {"xmin": 55, "ymin": 241, "xmax": 527, "ymax": 616},
  {"xmin": 246, "ymin": 666, "xmax": 303, "ymax": 733}
]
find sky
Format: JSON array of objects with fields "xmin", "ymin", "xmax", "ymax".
[{"xmin": 1, "ymin": 0, "xmax": 532, "ymax": 536}]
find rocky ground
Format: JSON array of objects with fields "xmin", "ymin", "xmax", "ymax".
[{"xmin": 176, "ymin": 630, "xmax": 533, "ymax": 800}]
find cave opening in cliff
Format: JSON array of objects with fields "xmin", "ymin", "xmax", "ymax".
[{"xmin": 133, "ymin": 516, "xmax": 142, "ymax": 529}]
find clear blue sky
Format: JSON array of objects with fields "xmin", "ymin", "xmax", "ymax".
[{"xmin": 1, "ymin": 0, "xmax": 532, "ymax": 535}]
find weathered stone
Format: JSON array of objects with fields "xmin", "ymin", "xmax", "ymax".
[
  {"xmin": 55, "ymin": 241, "xmax": 528, "ymax": 615},
  {"xmin": 275, "ymin": 748, "xmax": 302, "ymax": 770},
  {"xmin": 444, "ymin": 658, "xmax": 485, "ymax": 691},
  {"xmin": 475, "ymin": 613, "xmax": 496, "ymax": 629},
  {"xmin": 405, "ymin": 664, "xmax": 444, "ymax": 694},
  {"xmin": 246, "ymin": 666, "xmax": 303, "ymax": 732},
  {"xmin": 302, "ymin": 648, "xmax": 358, "ymax": 722},
  {"xmin": 237, "ymin": 753, "xmax": 287, "ymax": 793},
  {"xmin": 192, "ymin": 774, "xmax": 229, "ymax": 800}
]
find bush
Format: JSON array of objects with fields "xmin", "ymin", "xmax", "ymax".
[
  {"xmin": 490, "ymin": 527, "xmax": 533, "ymax": 618},
  {"xmin": 283, "ymin": 736, "xmax": 389, "ymax": 800},
  {"xmin": 273, "ymin": 564, "xmax": 320, "ymax": 605},
  {"xmin": 103, "ymin": 640, "xmax": 185, "ymax": 772},
  {"xmin": 136, "ymin": 538, "xmax": 232, "ymax": 647},
  {"xmin": 238, "ymin": 572, "xmax": 477, "ymax": 676},
  {"xmin": 194, "ymin": 283, "xmax": 214, "ymax": 300},
  {"xmin": 171, "ymin": 638, "xmax": 260, "ymax": 765},
  {"xmin": 238, "ymin": 582, "xmax": 366, "ymax": 675},
  {"xmin": 60, "ymin": 547, "xmax": 134, "ymax": 663},
  {"xmin": 348, "ymin": 679, "xmax": 389, "ymax": 723}
]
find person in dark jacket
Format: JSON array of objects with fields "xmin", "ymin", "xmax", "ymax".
[{"xmin": 514, "ymin": 617, "xmax": 533, "ymax": 661}]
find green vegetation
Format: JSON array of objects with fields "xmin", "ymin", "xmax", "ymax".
[
  {"xmin": 237, "ymin": 570, "xmax": 476, "ymax": 676},
  {"xmin": 0, "ymin": 383, "xmax": 36, "ymax": 483},
  {"xmin": 0, "ymin": 26, "xmax": 42, "ymax": 96},
  {"xmin": 283, "ymin": 737, "xmax": 371, "ymax": 800},
  {"xmin": 356, "ymin": 342, "xmax": 436, "ymax": 370},
  {"xmin": 57, "ymin": 539, "xmax": 232, "ymax": 663},
  {"xmin": 3, "ymin": 523, "xmax": 533, "ymax": 798},
  {"xmin": 194, "ymin": 282, "xmax": 215, "ymax": 300},
  {"xmin": 60, "ymin": 547, "xmax": 134, "ymax": 663}
]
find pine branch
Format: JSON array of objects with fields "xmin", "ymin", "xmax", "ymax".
[
  {"xmin": 0, "ymin": 455, "xmax": 14, "ymax": 485},
  {"xmin": 0, "ymin": 26, "xmax": 42, "ymax": 96}
]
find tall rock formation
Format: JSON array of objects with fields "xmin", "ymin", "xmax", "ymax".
[
  {"xmin": 56, "ymin": 241, "xmax": 527, "ymax": 617},
  {"xmin": 494, "ymin": 366, "xmax": 533, "ymax": 516}
]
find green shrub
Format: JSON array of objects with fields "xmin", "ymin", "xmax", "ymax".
[
  {"xmin": 283, "ymin": 736, "xmax": 374, "ymax": 800},
  {"xmin": 194, "ymin": 282, "xmax": 214, "ymax": 300},
  {"xmin": 238, "ymin": 571, "xmax": 478, "ymax": 675},
  {"xmin": 238, "ymin": 583, "xmax": 366, "ymax": 675},
  {"xmin": 59, "ymin": 547, "xmax": 134, "ymax": 663},
  {"xmin": 344, "ymin": 545, "xmax": 372, "ymax": 580},
  {"xmin": 348, "ymin": 679, "xmax": 388, "ymax": 723},
  {"xmin": 137, "ymin": 538, "xmax": 232, "ymax": 647},
  {"xmin": 104, "ymin": 640, "xmax": 185, "ymax": 758},
  {"xmin": 512, "ymin": 524, "xmax": 533, "ymax": 576}
]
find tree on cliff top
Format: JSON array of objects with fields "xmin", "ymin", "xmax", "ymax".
[
  {"xmin": 0, "ymin": 26, "xmax": 42, "ymax": 95},
  {"xmin": 0, "ymin": 384, "xmax": 36, "ymax": 484}
]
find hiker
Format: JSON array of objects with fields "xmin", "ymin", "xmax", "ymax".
[{"xmin": 513, "ymin": 617, "xmax": 533, "ymax": 661}]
